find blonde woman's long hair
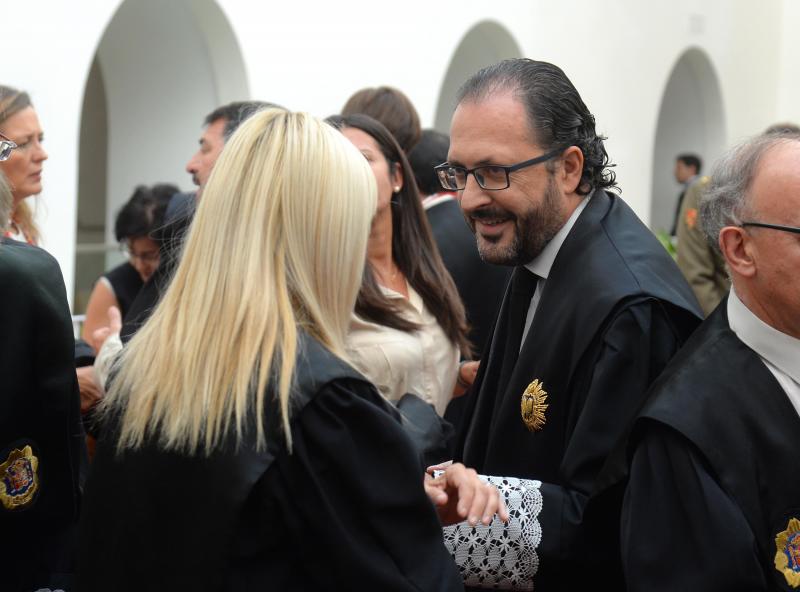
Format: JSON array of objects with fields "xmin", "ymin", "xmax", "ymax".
[{"xmin": 103, "ymin": 109, "xmax": 377, "ymax": 454}]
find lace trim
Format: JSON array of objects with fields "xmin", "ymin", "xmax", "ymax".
[{"xmin": 442, "ymin": 476, "xmax": 543, "ymax": 590}]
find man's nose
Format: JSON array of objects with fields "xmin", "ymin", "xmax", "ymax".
[
  {"xmin": 458, "ymin": 175, "xmax": 492, "ymax": 214},
  {"xmin": 186, "ymin": 153, "xmax": 199, "ymax": 174}
]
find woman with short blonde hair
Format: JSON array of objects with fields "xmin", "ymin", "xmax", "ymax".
[{"xmin": 78, "ymin": 109, "xmax": 468, "ymax": 590}]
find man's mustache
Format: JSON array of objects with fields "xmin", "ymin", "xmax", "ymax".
[{"xmin": 469, "ymin": 208, "xmax": 515, "ymax": 221}]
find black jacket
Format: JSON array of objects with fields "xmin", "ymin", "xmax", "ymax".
[
  {"xmin": 79, "ymin": 332, "xmax": 462, "ymax": 591},
  {"xmin": 624, "ymin": 300, "xmax": 800, "ymax": 591},
  {"xmin": 456, "ymin": 191, "xmax": 702, "ymax": 589},
  {"xmin": 0, "ymin": 238, "xmax": 86, "ymax": 591}
]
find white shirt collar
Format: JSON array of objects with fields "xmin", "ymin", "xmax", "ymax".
[
  {"xmin": 524, "ymin": 192, "xmax": 591, "ymax": 279},
  {"xmin": 728, "ymin": 287, "xmax": 800, "ymax": 384}
]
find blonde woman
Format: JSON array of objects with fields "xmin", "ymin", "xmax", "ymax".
[
  {"xmin": 78, "ymin": 109, "xmax": 502, "ymax": 591},
  {"xmin": 0, "ymin": 85, "xmax": 48, "ymax": 244}
]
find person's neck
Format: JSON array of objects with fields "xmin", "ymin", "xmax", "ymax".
[
  {"xmin": 367, "ymin": 209, "xmax": 395, "ymax": 278},
  {"xmin": 734, "ymin": 281, "xmax": 800, "ymax": 339}
]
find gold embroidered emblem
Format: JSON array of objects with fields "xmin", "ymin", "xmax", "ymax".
[
  {"xmin": 520, "ymin": 379, "xmax": 548, "ymax": 432},
  {"xmin": 0, "ymin": 445, "xmax": 39, "ymax": 510},
  {"xmin": 776, "ymin": 518, "xmax": 800, "ymax": 587}
]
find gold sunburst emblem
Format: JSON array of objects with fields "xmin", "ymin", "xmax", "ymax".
[
  {"xmin": 775, "ymin": 518, "xmax": 800, "ymax": 587},
  {"xmin": 520, "ymin": 379, "xmax": 548, "ymax": 432}
]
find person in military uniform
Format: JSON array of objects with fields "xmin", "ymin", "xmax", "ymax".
[
  {"xmin": 0, "ymin": 171, "xmax": 86, "ymax": 591},
  {"xmin": 622, "ymin": 131, "xmax": 800, "ymax": 590},
  {"xmin": 79, "ymin": 109, "xmax": 504, "ymax": 591},
  {"xmin": 435, "ymin": 58, "xmax": 702, "ymax": 589},
  {"xmin": 676, "ymin": 175, "xmax": 730, "ymax": 315}
]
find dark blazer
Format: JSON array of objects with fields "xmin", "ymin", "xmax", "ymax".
[
  {"xmin": 425, "ymin": 196, "xmax": 510, "ymax": 354},
  {"xmin": 624, "ymin": 300, "xmax": 800, "ymax": 591},
  {"xmin": 455, "ymin": 191, "xmax": 702, "ymax": 589},
  {"xmin": 0, "ymin": 238, "xmax": 86, "ymax": 591},
  {"xmin": 79, "ymin": 332, "xmax": 462, "ymax": 591}
]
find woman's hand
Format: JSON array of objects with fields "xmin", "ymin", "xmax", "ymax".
[
  {"xmin": 424, "ymin": 461, "xmax": 509, "ymax": 526},
  {"xmin": 90, "ymin": 305, "xmax": 122, "ymax": 352}
]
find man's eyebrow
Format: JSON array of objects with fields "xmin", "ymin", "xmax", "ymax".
[{"xmin": 446, "ymin": 157, "xmax": 499, "ymax": 167}]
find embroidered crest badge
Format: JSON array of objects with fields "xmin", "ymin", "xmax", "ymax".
[
  {"xmin": 0, "ymin": 445, "xmax": 39, "ymax": 511},
  {"xmin": 520, "ymin": 379, "xmax": 548, "ymax": 432},
  {"xmin": 775, "ymin": 517, "xmax": 800, "ymax": 587}
]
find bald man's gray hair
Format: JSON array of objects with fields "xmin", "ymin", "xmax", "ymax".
[
  {"xmin": 0, "ymin": 172, "xmax": 11, "ymax": 234},
  {"xmin": 700, "ymin": 131, "xmax": 800, "ymax": 254}
]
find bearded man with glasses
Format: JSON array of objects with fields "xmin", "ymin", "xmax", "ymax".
[
  {"xmin": 622, "ymin": 131, "xmax": 800, "ymax": 591},
  {"xmin": 438, "ymin": 59, "xmax": 702, "ymax": 590}
]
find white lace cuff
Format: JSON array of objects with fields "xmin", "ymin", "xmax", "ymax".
[{"xmin": 442, "ymin": 475, "xmax": 543, "ymax": 590}]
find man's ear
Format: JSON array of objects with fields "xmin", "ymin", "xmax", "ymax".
[
  {"xmin": 719, "ymin": 226, "xmax": 756, "ymax": 278},
  {"xmin": 559, "ymin": 146, "xmax": 584, "ymax": 194}
]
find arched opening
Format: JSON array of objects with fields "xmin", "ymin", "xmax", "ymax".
[
  {"xmin": 649, "ymin": 47, "xmax": 725, "ymax": 234},
  {"xmin": 74, "ymin": 0, "xmax": 249, "ymax": 311},
  {"xmin": 433, "ymin": 21, "xmax": 523, "ymax": 132}
]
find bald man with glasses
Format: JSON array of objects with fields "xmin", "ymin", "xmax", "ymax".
[{"xmin": 623, "ymin": 131, "xmax": 800, "ymax": 591}]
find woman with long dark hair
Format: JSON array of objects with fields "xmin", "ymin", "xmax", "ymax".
[{"xmin": 328, "ymin": 114, "xmax": 473, "ymax": 417}]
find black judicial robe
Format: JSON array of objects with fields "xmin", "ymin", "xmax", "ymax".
[
  {"xmin": 0, "ymin": 238, "xmax": 86, "ymax": 591},
  {"xmin": 454, "ymin": 191, "xmax": 702, "ymax": 588},
  {"xmin": 78, "ymin": 332, "xmax": 462, "ymax": 591},
  {"xmin": 623, "ymin": 301, "xmax": 800, "ymax": 591}
]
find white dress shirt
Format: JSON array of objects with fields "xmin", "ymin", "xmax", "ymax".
[
  {"xmin": 728, "ymin": 287, "xmax": 800, "ymax": 415},
  {"xmin": 346, "ymin": 283, "xmax": 459, "ymax": 416},
  {"xmin": 520, "ymin": 193, "xmax": 592, "ymax": 347}
]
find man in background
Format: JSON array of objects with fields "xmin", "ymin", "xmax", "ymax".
[{"xmin": 670, "ymin": 152, "xmax": 701, "ymax": 236}]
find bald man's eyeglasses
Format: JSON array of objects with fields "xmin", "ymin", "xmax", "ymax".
[
  {"xmin": 740, "ymin": 221, "xmax": 800, "ymax": 235},
  {"xmin": 0, "ymin": 132, "xmax": 17, "ymax": 162}
]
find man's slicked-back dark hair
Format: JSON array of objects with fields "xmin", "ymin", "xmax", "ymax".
[
  {"xmin": 457, "ymin": 58, "xmax": 616, "ymax": 195},
  {"xmin": 204, "ymin": 100, "xmax": 283, "ymax": 140}
]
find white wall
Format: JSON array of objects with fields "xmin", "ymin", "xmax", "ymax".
[{"xmin": 2, "ymin": 0, "xmax": 795, "ymax": 307}]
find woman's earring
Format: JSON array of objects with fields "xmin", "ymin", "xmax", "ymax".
[{"xmin": 393, "ymin": 186, "xmax": 401, "ymax": 193}]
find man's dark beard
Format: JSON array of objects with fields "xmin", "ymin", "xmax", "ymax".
[{"xmin": 470, "ymin": 177, "xmax": 565, "ymax": 266}]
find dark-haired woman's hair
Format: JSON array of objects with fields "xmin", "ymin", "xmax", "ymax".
[
  {"xmin": 341, "ymin": 87, "xmax": 422, "ymax": 155},
  {"xmin": 327, "ymin": 113, "xmax": 472, "ymax": 357},
  {"xmin": 458, "ymin": 59, "xmax": 617, "ymax": 196},
  {"xmin": 114, "ymin": 183, "xmax": 178, "ymax": 243}
]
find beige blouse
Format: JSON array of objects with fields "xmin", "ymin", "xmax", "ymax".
[{"xmin": 346, "ymin": 283, "xmax": 459, "ymax": 416}]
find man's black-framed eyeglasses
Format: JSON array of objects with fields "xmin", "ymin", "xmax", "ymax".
[
  {"xmin": 434, "ymin": 147, "xmax": 563, "ymax": 191},
  {"xmin": 0, "ymin": 131, "xmax": 17, "ymax": 162},
  {"xmin": 740, "ymin": 221, "xmax": 800, "ymax": 235}
]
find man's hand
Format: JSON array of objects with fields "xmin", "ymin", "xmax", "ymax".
[
  {"xmin": 90, "ymin": 305, "xmax": 122, "ymax": 352},
  {"xmin": 453, "ymin": 360, "xmax": 480, "ymax": 398},
  {"xmin": 76, "ymin": 366, "xmax": 103, "ymax": 413},
  {"xmin": 424, "ymin": 462, "xmax": 509, "ymax": 527}
]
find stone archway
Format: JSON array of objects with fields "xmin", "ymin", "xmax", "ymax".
[
  {"xmin": 74, "ymin": 0, "xmax": 249, "ymax": 309},
  {"xmin": 649, "ymin": 47, "xmax": 725, "ymax": 233}
]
